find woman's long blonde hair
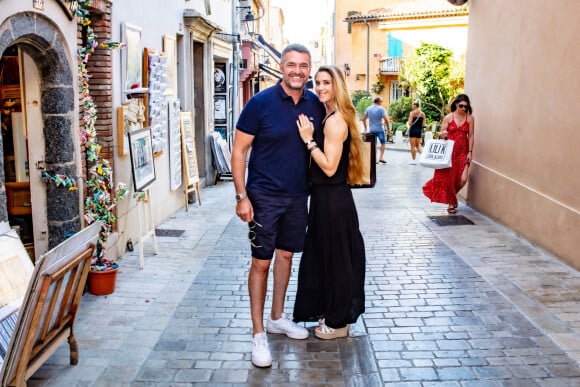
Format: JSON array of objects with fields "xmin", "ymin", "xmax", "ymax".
[{"xmin": 316, "ymin": 65, "xmax": 365, "ymax": 184}]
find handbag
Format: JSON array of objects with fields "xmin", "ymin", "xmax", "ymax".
[
  {"xmin": 350, "ymin": 133, "xmax": 376, "ymax": 188},
  {"xmin": 419, "ymin": 139, "xmax": 454, "ymax": 169}
]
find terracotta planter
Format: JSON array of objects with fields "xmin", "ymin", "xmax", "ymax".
[{"xmin": 88, "ymin": 268, "xmax": 119, "ymax": 295}]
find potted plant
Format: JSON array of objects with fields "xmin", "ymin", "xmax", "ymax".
[
  {"xmin": 87, "ymin": 242, "xmax": 120, "ymax": 296},
  {"xmin": 84, "ymin": 160, "xmax": 127, "ymax": 296}
]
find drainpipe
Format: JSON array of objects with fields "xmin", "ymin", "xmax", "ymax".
[
  {"xmin": 365, "ymin": 21, "xmax": 370, "ymax": 93},
  {"xmin": 231, "ymin": 1, "xmax": 240, "ymax": 147}
]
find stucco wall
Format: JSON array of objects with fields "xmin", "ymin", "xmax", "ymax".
[
  {"xmin": 464, "ymin": 0, "xmax": 580, "ymax": 269},
  {"xmin": 108, "ymin": 0, "xmax": 231, "ymax": 257}
]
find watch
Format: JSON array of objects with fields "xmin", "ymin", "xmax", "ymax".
[{"xmin": 235, "ymin": 193, "xmax": 247, "ymax": 202}]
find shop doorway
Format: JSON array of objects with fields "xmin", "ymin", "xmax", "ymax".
[
  {"xmin": 1, "ymin": 12, "xmax": 81, "ymax": 257},
  {"xmin": 1, "ymin": 46, "xmax": 47, "ymax": 261}
]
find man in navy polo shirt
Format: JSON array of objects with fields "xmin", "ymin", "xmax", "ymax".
[{"xmin": 231, "ymin": 43, "xmax": 325, "ymax": 368}]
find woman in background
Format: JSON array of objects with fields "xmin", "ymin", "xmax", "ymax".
[
  {"xmin": 422, "ymin": 94, "xmax": 475, "ymax": 213},
  {"xmin": 407, "ymin": 100, "xmax": 426, "ymax": 165},
  {"xmin": 293, "ymin": 65, "xmax": 366, "ymax": 339}
]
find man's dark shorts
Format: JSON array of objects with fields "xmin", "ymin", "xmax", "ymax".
[{"xmin": 247, "ymin": 189, "xmax": 308, "ymax": 260}]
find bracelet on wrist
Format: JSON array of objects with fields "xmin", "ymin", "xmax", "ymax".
[
  {"xmin": 309, "ymin": 145, "xmax": 319, "ymax": 152},
  {"xmin": 305, "ymin": 139, "xmax": 315, "ymax": 146}
]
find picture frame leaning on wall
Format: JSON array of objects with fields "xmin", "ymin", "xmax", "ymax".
[{"xmin": 128, "ymin": 127, "xmax": 156, "ymax": 192}]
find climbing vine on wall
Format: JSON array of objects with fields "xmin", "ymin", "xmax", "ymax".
[{"xmin": 76, "ymin": 0, "xmax": 127, "ymax": 255}]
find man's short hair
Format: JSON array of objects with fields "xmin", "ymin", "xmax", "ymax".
[
  {"xmin": 281, "ymin": 43, "xmax": 311, "ymax": 64},
  {"xmin": 374, "ymin": 97, "xmax": 383, "ymax": 103}
]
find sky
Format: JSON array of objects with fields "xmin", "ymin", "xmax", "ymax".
[{"xmin": 271, "ymin": 0, "xmax": 328, "ymax": 44}]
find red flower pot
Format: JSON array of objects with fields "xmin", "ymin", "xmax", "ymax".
[{"xmin": 88, "ymin": 268, "xmax": 119, "ymax": 295}]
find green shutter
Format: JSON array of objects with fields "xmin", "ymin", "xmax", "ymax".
[
  {"xmin": 347, "ymin": 11, "xmax": 357, "ymax": 34},
  {"xmin": 387, "ymin": 32, "xmax": 402, "ymax": 57}
]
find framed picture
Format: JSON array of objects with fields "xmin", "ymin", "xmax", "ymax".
[
  {"xmin": 214, "ymin": 95, "xmax": 226, "ymax": 124},
  {"xmin": 168, "ymin": 99, "xmax": 182, "ymax": 191},
  {"xmin": 163, "ymin": 34, "xmax": 177, "ymax": 96},
  {"xmin": 128, "ymin": 127, "xmax": 156, "ymax": 192},
  {"xmin": 214, "ymin": 63, "xmax": 227, "ymax": 93},
  {"xmin": 121, "ymin": 22, "xmax": 143, "ymax": 103},
  {"xmin": 180, "ymin": 111, "xmax": 199, "ymax": 187}
]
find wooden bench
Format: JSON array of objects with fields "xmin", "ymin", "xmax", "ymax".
[{"xmin": 0, "ymin": 222, "xmax": 100, "ymax": 387}]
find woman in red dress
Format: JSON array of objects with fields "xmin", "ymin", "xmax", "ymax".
[{"xmin": 423, "ymin": 94, "xmax": 475, "ymax": 213}]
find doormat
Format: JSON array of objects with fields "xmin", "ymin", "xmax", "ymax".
[
  {"xmin": 155, "ymin": 229, "xmax": 185, "ymax": 237},
  {"xmin": 429, "ymin": 215, "xmax": 475, "ymax": 226}
]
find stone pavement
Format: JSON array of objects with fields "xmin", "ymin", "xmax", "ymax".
[{"xmin": 28, "ymin": 148, "xmax": 580, "ymax": 386}]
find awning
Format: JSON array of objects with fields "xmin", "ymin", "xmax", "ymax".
[
  {"xmin": 254, "ymin": 34, "xmax": 281, "ymax": 65},
  {"xmin": 259, "ymin": 63, "xmax": 281, "ymax": 78}
]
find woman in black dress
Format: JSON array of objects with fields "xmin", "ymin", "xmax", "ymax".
[
  {"xmin": 293, "ymin": 65, "xmax": 366, "ymax": 339},
  {"xmin": 407, "ymin": 100, "xmax": 426, "ymax": 165}
]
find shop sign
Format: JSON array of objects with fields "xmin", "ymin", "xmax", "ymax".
[
  {"xmin": 32, "ymin": 0, "xmax": 44, "ymax": 11},
  {"xmin": 56, "ymin": 0, "xmax": 78, "ymax": 20},
  {"xmin": 32, "ymin": 0, "xmax": 78, "ymax": 19}
]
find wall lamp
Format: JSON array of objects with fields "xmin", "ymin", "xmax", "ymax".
[
  {"xmin": 343, "ymin": 63, "xmax": 351, "ymax": 76},
  {"xmin": 237, "ymin": 6, "xmax": 256, "ymax": 36}
]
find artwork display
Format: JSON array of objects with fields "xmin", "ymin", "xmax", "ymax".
[
  {"xmin": 128, "ymin": 128, "xmax": 156, "ymax": 192},
  {"xmin": 145, "ymin": 48, "xmax": 168, "ymax": 154},
  {"xmin": 121, "ymin": 23, "xmax": 143, "ymax": 103},
  {"xmin": 180, "ymin": 112, "xmax": 199, "ymax": 186},
  {"xmin": 214, "ymin": 95, "xmax": 226, "ymax": 124},
  {"xmin": 117, "ymin": 98, "xmax": 146, "ymax": 156},
  {"xmin": 163, "ymin": 35, "xmax": 177, "ymax": 96},
  {"xmin": 168, "ymin": 99, "xmax": 182, "ymax": 190},
  {"xmin": 214, "ymin": 63, "xmax": 227, "ymax": 93}
]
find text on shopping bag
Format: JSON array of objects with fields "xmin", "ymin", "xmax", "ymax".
[{"xmin": 425, "ymin": 142, "xmax": 450, "ymax": 161}]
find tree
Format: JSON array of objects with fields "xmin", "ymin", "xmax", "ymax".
[
  {"xmin": 399, "ymin": 43, "xmax": 465, "ymax": 124},
  {"xmin": 350, "ymin": 90, "xmax": 372, "ymax": 118},
  {"xmin": 387, "ymin": 96, "xmax": 412, "ymax": 135}
]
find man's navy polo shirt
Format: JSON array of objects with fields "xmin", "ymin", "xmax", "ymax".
[{"xmin": 236, "ymin": 80, "xmax": 325, "ymax": 197}]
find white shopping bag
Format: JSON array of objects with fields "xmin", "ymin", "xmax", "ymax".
[{"xmin": 419, "ymin": 139, "xmax": 454, "ymax": 169}]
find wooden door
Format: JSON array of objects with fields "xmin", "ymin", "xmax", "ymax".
[{"xmin": 21, "ymin": 49, "xmax": 48, "ymax": 258}]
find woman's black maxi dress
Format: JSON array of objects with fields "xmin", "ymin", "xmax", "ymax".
[{"xmin": 293, "ymin": 115, "xmax": 366, "ymax": 329}]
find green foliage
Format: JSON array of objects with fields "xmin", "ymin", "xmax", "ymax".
[
  {"xmin": 399, "ymin": 43, "xmax": 465, "ymax": 124},
  {"xmin": 387, "ymin": 96, "xmax": 413, "ymax": 124},
  {"xmin": 391, "ymin": 122, "xmax": 407, "ymax": 135},
  {"xmin": 350, "ymin": 90, "xmax": 370, "ymax": 108},
  {"xmin": 371, "ymin": 77, "xmax": 385, "ymax": 95},
  {"xmin": 355, "ymin": 97, "xmax": 373, "ymax": 118}
]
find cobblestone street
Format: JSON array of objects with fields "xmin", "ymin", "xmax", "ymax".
[{"xmin": 30, "ymin": 148, "xmax": 580, "ymax": 386}]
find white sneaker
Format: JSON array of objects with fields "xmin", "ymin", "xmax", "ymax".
[
  {"xmin": 266, "ymin": 313, "xmax": 309, "ymax": 339},
  {"xmin": 409, "ymin": 160, "xmax": 417, "ymax": 165},
  {"xmin": 251, "ymin": 332, "xmax": 272, "ymax": 367}
]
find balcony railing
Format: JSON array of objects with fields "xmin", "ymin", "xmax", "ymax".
[{"xmin": 379, "ymin": 57, "xmax": 403, "ymax": 74}]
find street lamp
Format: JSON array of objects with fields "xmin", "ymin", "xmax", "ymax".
[{"xmin": 237, "ymin": 6, "xmax": 255, "ymax": 36}]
